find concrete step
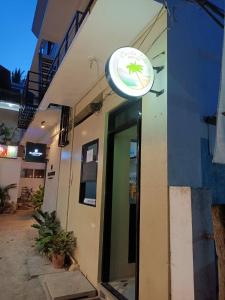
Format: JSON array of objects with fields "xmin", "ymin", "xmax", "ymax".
[
  {"xmin": 27, "ymin": 255, "xmax": 65, "ymax": 279},
  {"xmin": 41, "ymin": 270, "xmax": 97, "ymax": 300}
]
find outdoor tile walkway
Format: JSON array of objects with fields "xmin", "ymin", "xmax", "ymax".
[{"xmin": 0, "ymin": 209, "xmax": 46, "ymax": 300}]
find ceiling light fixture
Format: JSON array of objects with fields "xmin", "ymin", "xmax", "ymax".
[{"xmin": 41, "ymin": 121, "xmax": 46, "ymax": 128}]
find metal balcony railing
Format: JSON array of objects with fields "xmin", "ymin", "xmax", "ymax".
[
  {"xmin": 44, "ymin": 0, "xmax": 95, "ymax": 92},
  {"xmin": 18, "ymin": 0, "xmax": 95, "ymax": 130},
  {"xmin": 18, "ymin": 71, "xmax": 45, "ymax": 129},
  {"xmin": 21, "ymin": 71, "xmax": 45, "ymax": 107}
]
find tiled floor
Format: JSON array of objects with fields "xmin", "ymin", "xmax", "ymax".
[
  {"xmin": 108, "ymin": 277, "xmax": 135, "ymax": 300},
  {"xmin": 0, "ymin": 209, "xmax": 47, "ymax": 300}
]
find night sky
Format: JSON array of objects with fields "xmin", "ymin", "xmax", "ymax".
[{"xmin": 0, "ymin": 0, "xmax": 37, "ymax": 76}]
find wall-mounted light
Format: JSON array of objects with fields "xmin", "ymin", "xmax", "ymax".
[{"xmin": 41, "ymin": 121, "xmax": 46, "ymax": 128}]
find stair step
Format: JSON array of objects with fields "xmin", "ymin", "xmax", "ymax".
[
  {"xmin": 42, "ymin": 58, "xmax": 54, "ymax": 63},
  {"xmin": 42, "ymin": 64, "xmax": 52, "ymax": 68},
  {"xmin": 42, "ymin": 63, "xmax": 51, "ymax": 67},
  {"xmin": 42, "ymin": 67, "xmax": 51, "ymax": 71},
  {"xmin": 41, "ymin": 270, "xmax": 97, "ymax": 300}
]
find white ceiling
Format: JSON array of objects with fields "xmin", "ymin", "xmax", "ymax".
[
  {"xmin": 40, "ymin": 0, "xmax": 88, "ymax": 43},
  {"xmin": 21, "ymin": 109, "xmax": 61, "ymax": 145},
  {"xmin": 39, "ymin": 0, "xmax": 163, "ymax": 109}
]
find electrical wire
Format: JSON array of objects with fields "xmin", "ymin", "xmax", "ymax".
[
  {"xmin": 204, "ymin": 0, "xmax": 224, "ymax": 18},
  {"xmin": 136, "ymin": 7, "xmax": 166, "ymax": 49},
  {"xmin": 190, "ymin": 0, "xmax": 224, "ymax": 28},
  {"xmin": 146, "ymin": 27, "xmax": 167, "ymax": 54},
  {"xmin": 200, "ymin": 3, "xmax": 224, "ymax": 28}
]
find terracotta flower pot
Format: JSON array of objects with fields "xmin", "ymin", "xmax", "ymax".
[{"xmin": 51, "ymin": 253, "xmax": 65, "ymax": 269}]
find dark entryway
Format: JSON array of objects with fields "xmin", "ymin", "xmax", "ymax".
[{"xmin": 102, "ymin": 100, "xmax": 141, "ymax": 300}]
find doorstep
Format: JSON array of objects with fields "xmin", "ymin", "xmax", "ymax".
[
  {"xmin": 98, "ymin": 284, "xmax": 119, "ymax": 300},
  {"xmin": 27, "ymin": 255, "xmax": 65, "ymax": 278},
  {"xmin": 40, "ymin": 270, "xmax": 97, "ymax": 300}
]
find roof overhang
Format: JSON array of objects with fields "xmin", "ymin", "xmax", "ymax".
[
  {"xmin": 32, "ymin": 0, "xmax": 48, "ymax": 38},
  {"xmin": 20, "ymin": 108, "xmax": 61, "ymax": 146},
  {"xmin": 39, "ymin": 0, "xmax": 163, "ymax": 110},
  {"xmin": 31, "ymin": 0, "xmax": 90, "ymax": 73}
]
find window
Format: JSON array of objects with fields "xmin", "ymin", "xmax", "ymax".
[
  {"xmin": 34, "ymin": 169, "xmax": 45, "ymax": 178},
  {"xmin": 21, "ymin": 169, "xmax": 33, "ymax": 178},
  {"xmin": 79, "ymin": 139, "xmax": 99, "ymax": 207}
]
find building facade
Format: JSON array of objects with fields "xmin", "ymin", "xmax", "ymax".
[{"xmin": 21, "ymin": 0, "xmax": 224, "ymax": 299}]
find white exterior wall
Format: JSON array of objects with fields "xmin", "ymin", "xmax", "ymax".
[
  {"xmin": 24, "ymin": 3, "xmax": 224, "ymax": 300},
  {"xmin": 18, "ymin": 161, "xmax": 46, "ymax": 197},
  {"xmin": 36, "ymin": 0, "xmax": 223, "ymax": 298},
  {"xmin": 55, "ymin": 9, "xmax": 169, "ymax": 300},
  {"xmin": 56, "ymin": 134, "xmax": 73, "ymax": 229},
  {"xmin": 170, "ymin": 187, "xmax": 217, "ymax": 300},
  {"xmin": 170, "ymin": 187, "xmax": 195, "ymax": 300},
  {"xmin": 42, "ymin": 125, "xmax": 61, "ymax": 213},
  {"xmin": 0, "ymin": 157, "xmax": 22, "ymax": 203}
]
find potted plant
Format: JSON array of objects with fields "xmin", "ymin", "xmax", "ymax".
[
  {"xmin": 31, "ymin": 186, "xmax": 44, "ymax": 209},
  {"xmin": 50, "ymin": 230, "xmax": 76, "ymax": 269},
  {"xmin": 32, "ymin": 210, "xmax": 60, "ymax": 256},
  {"xmin": 32, "ymin": 210, "xmax": 76, "ymax": 269},
  {"xmin": 0, "ymin": 184, "xmax": 17, "ymax": 213}
]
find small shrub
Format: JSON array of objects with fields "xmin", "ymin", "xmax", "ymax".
[
  {"xmin": 50, "ymin": 231, "xmax": 76, "ymax": 256},
  {"xmin": 0, "ymin": 184, "xmax": 17, "ymax": 213},
  {"xmin": 31, "ymin": 186, "xmax": 44, "ymax": 209},
  {"xmin": 32, "ymin": 210, "xmax": 60, "ymax": 256},
  {"xmin": 32, "ymin": 209, "xmax": 76, "ymax": 263}
]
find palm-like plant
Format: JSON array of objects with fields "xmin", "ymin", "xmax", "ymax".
[
  {"xmin": 0, "ymin": 127, "xmax": 12, "ymax": 144},
  {"xmin": 50, "ymin": 230, "xmax": 76, "ymax": 256},
  {"xmin": 0, "ymin": 184, "xmax": 17, "ymax": 213},
  {"xmin": 32, "ymin": 210, "xmax": 60, "ymax": 256},
  {"xmin": 0, "ymin": 123, "xmax": 16, "ymax": 145},
  {"xmin": 126, "ymin": 62, "xmax": 144, "ymax": 88},
  {"xmin": 11, "ymin": 68, "xmax": 24, "ymax": 84},
  {"xmin": 31, "ymin": 186, "xmax": 44, "ymax": 209}
]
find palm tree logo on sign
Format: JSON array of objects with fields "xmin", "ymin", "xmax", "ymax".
[
  {"xmin": 106, "ymin": 47, "xmax": 154, "ymax": 99},
  {"xmin": 126, "ymin": 62, "xmax": 145, "ymax": 89}
]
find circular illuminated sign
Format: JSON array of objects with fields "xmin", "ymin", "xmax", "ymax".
[{"xmin": 105, "ymin": 47, "xmax": 154, "ymax": 99}]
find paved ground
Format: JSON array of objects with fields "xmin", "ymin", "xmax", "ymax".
[{"xmin": 0, "ymin": 209, "xmax": 46, "ymax": 300}]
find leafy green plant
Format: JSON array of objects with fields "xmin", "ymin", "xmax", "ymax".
[
  {"xmin": 0, "ymin": 184, "xmax": 17, "ymax": 213},
  {"xmin": 32, "ymin": 209, "xmax": 60, "ymax": 232},
  {"xmin": 32, "ymin": 210, "xmax": 60, "ymax": 256},
  {"xmin": 11, "ymin": 68, "xmax": 24, "ymax": 84},
  {"xmin": 35, "ymin": 229, "xmax": 55, "ymax": 256},
  {"xmin": 0, "ymin": 123, "xmax": 13, "ymax": 145},
  {"xmin": 31, "ymin": 186, "xmax": 44, "ymax": 209},
  {"xmin": 32, "ymin": 209, "xmax": 76, "ymax": 261},
  {"xmin": 50, "ymin": 231, "xmax": 76, "ymax": 256}
]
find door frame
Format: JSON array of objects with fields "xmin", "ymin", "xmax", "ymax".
[{"xmin": 101, "ymin": 100, "xmax": 142, "ymax": 300}]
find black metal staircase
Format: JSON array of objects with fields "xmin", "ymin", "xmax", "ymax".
[
  {"xmin": 18, "ymin": 0, "xmax": 96, "ymax": 131},
  {"xmin": 40, "ymin": 57, "xmax": 53, "ymax": 90},
  {"xmin": 17, "ymin": 71, "xmax": 43, "ymax": 129}
]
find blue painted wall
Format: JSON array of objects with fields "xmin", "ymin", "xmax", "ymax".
[
  {"xmin": 201, "ymin": 138, "xmax": 225, "ymax": 204},
  {"xmin": 166, "ymin": 0, "xmax": 223, "ymax": 187}
]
